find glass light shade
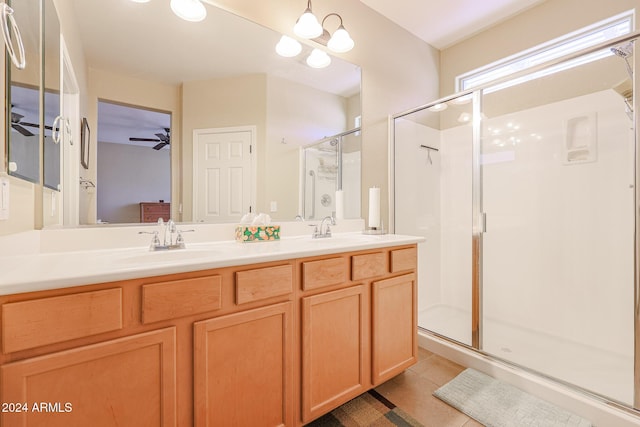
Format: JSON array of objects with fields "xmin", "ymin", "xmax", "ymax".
[
  {"xmin": 275, "ymin": 35, "xmax": 302, "ymax": 57},
  {"xmin": 306, "ymin": 49, "xmax": 331, "ymax": 68},
  {"xmin": 458, "ymin": 113, "xmax": 472, "ymax": 123},
  {"xmin": 170, "ymin": 0, "xmax": 206, "ymax": 22},
  {"xmin": 327, "ymin": 26, "xmax": 354, "ymax": 53},
  {"xmin": 294, "ymin": 9, "xmax": 323, "ymax": 39},
  {"xmin": 427, "ymin": 103, "xmax": 448, "ymax": 112},
  {"xmin": 450, "ymin": 94, "xmax": 472, "ymax": 105}
]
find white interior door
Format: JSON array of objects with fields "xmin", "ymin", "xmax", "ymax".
[{"xmin": 193, "ymin": 126, "xmax": 255, "ymax": 223}]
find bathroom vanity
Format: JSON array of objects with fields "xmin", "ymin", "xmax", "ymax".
[{"xmin": 0, "ymin": 232, "xmax": 419, "ymax": 426}]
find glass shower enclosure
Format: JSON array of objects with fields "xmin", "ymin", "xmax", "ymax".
[
  {"xmin": 302, "ymin": 129, "xmax": 361, "ymax": 220},
  {"xmin": 392, "ymin": 34, "xmax": 637, "ymax": 408}
]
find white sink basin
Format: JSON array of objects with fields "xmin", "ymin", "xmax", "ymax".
[
  {"xmin": 113, "ymin": 248, "xmax": 218, "ymax": 264},
  {"xmin": 308, "ymin": 233, "xmax": 383, "ymax": 243}
]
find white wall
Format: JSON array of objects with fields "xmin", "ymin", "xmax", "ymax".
[
  {"xmin": 97, "ymin": 142, "xmax": 171, "ymax": 223},
  {"xmin": 479, "ymin": 90, "xmax": 633, "ymax": 354},
  {"xmin": 395, "ymin": 117, "xmax": 474, "ymax": 345},
  {"xmin": 394, "ymin": 119, "xmax": 443, "ymax": 316}
]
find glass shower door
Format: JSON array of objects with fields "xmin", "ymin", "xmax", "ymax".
[
  {"xmin": 394, "ymin": 96, "xmax": 474, "ymax": 345},
  {"xmin": 479, "ymin": 47, "xmax": 635, "ymax": 405}
]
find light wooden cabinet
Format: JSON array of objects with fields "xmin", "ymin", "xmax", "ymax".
[
  {"xmin": 372, "ymin": 273, "xmax": 417, "ymax": 385},
  {"xmin": 0, "ymin": 245, "xmax": 417, "ymax": 427},
  {"xmin": 301, "ymin": 285, "xmax": 369, "ymax": 423},
  {"xmin": 194, "ymin": 302, "xmax": 293, "ymax": 427},
  {"xmin": 0, "ymin": 328, "xmax": 176, "ymax": 427}
]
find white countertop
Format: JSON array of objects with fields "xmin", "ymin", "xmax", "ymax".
[{"xmin": 0, "ymin": 231, "xmax": 423, "ymax": 296}]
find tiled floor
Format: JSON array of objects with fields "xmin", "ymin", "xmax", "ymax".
[{"xmin": 374, "ymin": 347, "xmax": 484, "ymax": 427}]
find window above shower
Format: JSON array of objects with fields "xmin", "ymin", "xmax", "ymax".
[{"xmin": 457, "ymin": 10, "xmax": 634, "ymax": 93}]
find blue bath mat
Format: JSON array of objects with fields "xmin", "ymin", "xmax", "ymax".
[{"xmin": 434, "ymin": 368, "xmax": 592, "ymax": 427}]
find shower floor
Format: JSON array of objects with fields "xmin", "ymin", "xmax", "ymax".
[{"xmin": 419, "ymin": 305, "xmax": 634, "ymax": 405}]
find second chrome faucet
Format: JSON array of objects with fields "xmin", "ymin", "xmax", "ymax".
[
  {"xmin": 312, "ymin": 216, "xmax": 336, "ymax": 239},
  {"xmin": 139, "ymin": 218, "xmax": 194, "ymax": 250}
]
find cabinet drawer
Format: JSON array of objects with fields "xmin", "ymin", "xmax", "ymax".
[
  {"xmin": 2, "ymin": 288, "xmax": 123, "ymax": 353},
  {"xmin": 302, "ymin": 257, "xmax": 348, "ymax": 290},
  {"xmin": 142, "ymin": 275, "xmax": 222, "ymax": 324},
  {"xmin": 143, "ymin": 205, "xmax": 169, "ymax": 213},
  {"xmin": 390, "ymin": 247, "xmax": 417, "ymax": 273},
  {"xmin": 236, "ymin": 265, "xmax": 293, "ymax": 305},
  {"xmin": 351, "ymin": 252, "xmax": 386, "ymax": 281}
]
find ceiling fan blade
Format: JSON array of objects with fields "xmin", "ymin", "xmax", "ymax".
[
  {"xmin": 20, "ymin": 122, "xmax": 41, "ymax": 128},
  {"xmin": 153, "ymin": 142, "xmax": 169, "ymax": 150},
  {"xmin": 154, "ymin": 133, "xmax": 169, "ymax": 142},
  {"xmin": 130, "ymin": 137, "xmax": 160, "ymax": 142},
  {"xmin": 12, "ymin": 124, "xmax": 34, "ymax": 136}
]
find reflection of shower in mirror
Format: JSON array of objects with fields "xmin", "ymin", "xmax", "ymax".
[{"xmin": 301, "ymin": 128, "xmax": 361, "ymax": 220}]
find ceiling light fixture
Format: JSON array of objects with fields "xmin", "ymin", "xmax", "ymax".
[
  {"xmin": 275, "ymin": 35, "xmax": 302, "ymax": 58},
  {"xmin": 306, "ymin": 48, "xmax": 331, "ymax": 69},
  {"xmin": 170, "ymin": 0, "xmax": 206, "ymax": 22}
]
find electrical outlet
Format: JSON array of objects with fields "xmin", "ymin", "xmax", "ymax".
[{"xmin": 0, "ymin": 178, "xmax": 9, "ymax": 220}]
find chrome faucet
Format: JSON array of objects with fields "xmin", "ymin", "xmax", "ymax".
[
  {"xmin": 312, "ymin": 216, "xmax": 336, "ymax": 239},
  {"xmin": 139, "ymin": 218, "xmax": 194, "ymax": 250}
]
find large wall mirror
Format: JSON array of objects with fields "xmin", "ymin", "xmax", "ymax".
[{"xmin": 54, "ymin": 0, "xmax": 361, "ymax": 226}]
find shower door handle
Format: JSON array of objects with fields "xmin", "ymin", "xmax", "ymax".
[{"xmin": 476, "ymin": 212, "xmax": 487, "ymax": 234}]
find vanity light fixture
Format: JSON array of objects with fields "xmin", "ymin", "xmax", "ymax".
[
  {"xmin": 306, "ymin": 48, "xmax": 331, "ymax": 69},
  {"xmin": 293, "ymin": 0, "xmax": 323, "ymax": 39},
  {"xmin": 170, "ymin": 0, "xmax": 206, "ymax": 22},
  {"xmin": 293, "ymin": 1, "xmax": 354, "ymax": 53},
  {"xmin": 275, "ymin": 35, "xmax": 302, "ymax": 57}
]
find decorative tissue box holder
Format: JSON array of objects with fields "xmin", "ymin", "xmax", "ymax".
[{"xmin": 235, "ymin": 225, "xmax": 281, "ymax": 242}]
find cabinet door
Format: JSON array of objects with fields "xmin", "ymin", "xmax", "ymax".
[
  {"xmin": 194, "ymin": 302, "xmax": 293, "ymax": 427},
  {"xmin": 0, "ymin": 328, "xmax": 176, "ymax": 427},
  {"xmin": 372, "ymin": 273, "xmax": 417, "ymax": 385},
  {"xmin": 301, "ymin": 285, "xmax": 369, "ymax": 423}
]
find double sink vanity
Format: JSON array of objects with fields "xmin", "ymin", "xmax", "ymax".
[{"xmin": 0, "ymin": 220, "xmax": 421, "ymax": 426}]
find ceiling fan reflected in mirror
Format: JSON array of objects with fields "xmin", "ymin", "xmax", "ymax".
[
  {"xmin": 129, "ymin": 127, "xmax": 171, "ymax": 150},
  {"xmin": 10, "ymin": 112, "xmax": 35, "ymax": 136},
  {"xmin": 10, "ymin": 107, "xmax": 55, "ymax": 137}
]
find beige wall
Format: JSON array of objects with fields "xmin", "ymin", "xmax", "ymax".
[
  {"xmin": 181, "ymin": 74, "xmax": 267, "ymax": 221},
  {"xmin": 265, "ymin": 75, "xmax": 348, "ymax": 220},
  {"xmin": 440, "ymin": 0, "xmax": 638, "ymax": 97}
]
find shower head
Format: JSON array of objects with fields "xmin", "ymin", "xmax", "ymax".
[
  {"xmin": 611, "ymin": 42, "xmax": 634, "ymax": 80},
  {"xmin": 611, "ymin": 42, "xmax": 634, "ymax": 58}
]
